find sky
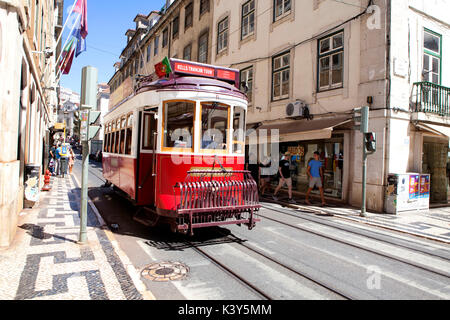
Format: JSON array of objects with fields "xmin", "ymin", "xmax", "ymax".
[{"xmin": 60, "ymin": 0, "xmax": 166, "ymax": 94}]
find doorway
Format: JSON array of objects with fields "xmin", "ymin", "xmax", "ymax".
[{"xmin": 422, "ymin": 136, "xmax": 449, "ymax": 203}]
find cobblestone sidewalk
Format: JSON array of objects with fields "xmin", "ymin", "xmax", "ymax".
[{"xmin": 0, "ymin": 175, "xmax": 151, "ymax": 300}]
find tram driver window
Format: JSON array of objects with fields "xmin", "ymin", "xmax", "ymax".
[
  {"xmin": 120, "ymin": 117, "xmax": 126, "ymax": 154},
  {"xmin": 233, "ymin": 106, "xmax": 246, "ymax": 154},
  {"xmin": 201, "ymin": 102, "xmax": 229, "ymax": 151},
  {"xmin": 143, "ymin": 113, "xmax": 157, "ymax": 150},
  {"xmin": 163, "ymin": 101, "xmax": 195, "ymax": 150}
]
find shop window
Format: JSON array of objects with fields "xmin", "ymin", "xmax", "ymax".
[
  {"xmin": 274, "ymin": 135, "xmax": 344, "ymax": 199},
  {"xmin": 233, "ymin": 106, "xmax": 246, "ymax": 154},
  {"xmin": 201, "ymin": 102, "xmax": 229, "ymax": 152},
  {"xmin": 163, "ymin": 101, "xmax": 195, "ymax": 150},
  {"xmin": 318, "ymin": 31, "xmax": 344, "ymax": 91}
]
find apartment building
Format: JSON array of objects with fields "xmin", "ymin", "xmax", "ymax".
[
  {"xmin": 211, "ymin": 0, "xmax": 450, "ymax": 212},
  {"xmin": 108, "ymin": 0, "xmax": 214, "ymax": 109},
  {"xmin": 0, "ymin": 0, "xmax": 64, "ymax": 247}
]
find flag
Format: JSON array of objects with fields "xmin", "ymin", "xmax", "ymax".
[
  {"xmin": 61, "ymin": 41, "xmax": 76, "ymax": 74},
  {"xmin": 57, "ymin": 0, "xmax": 88, "ymax": 76},
  {"xmin": 73, "ymin": 0, "xmax": 88, "ymax": 39},
  {"xmin": 154, "ymin": 57, "xmax": 172, "ymax": 78}
]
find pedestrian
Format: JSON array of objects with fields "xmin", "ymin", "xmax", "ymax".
[
  {"xmin": 58, "ymin": 144, "xmax": 69, "ymax": 178},
  {"xmin": 68, "ymin": 147, "xmax": 75, "ymax": 175},
  {"xmin": 54, "ymin": 143, "xmax": 62, "ymax": 176},
  {"xmin": 246, "ymin": 153, "xmax": 260, "ymax": 188},
  {"xmin": 273, "ymin": 152, "xmax": 296, "ymax": 204},
  {"xmin": 49, "ymin": 145, "xmax": 56, "ymax": 175},
  {"xmin": 305, "ymin": 151, "xmax": 326, "ymax": 206},
  {"xmin": 260, "ymin": 157, "xmax": 272, "ymax": 196}
]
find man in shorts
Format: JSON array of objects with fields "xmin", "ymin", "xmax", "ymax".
[
  {"xmin": 306, "ymin": 152, "xmax": 326, "ymax": 206},
  {"xmin": 273, "ymin": 152, "xmax": 296, "ymax": 204}
]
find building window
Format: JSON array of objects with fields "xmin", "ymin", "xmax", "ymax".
[
  {"xmin": 423, "ymin": 29, "xmax": 442, "ymax": 84},
  {"xmin": 134, "ymin": 59, "xmax": 138, "ymax": 75},
  {"xmin": 240, "ymin": 67, "xmax": 253, "ymax": 104},
  {"xmin": 318, "ymin": 31, "xmax": 344, "ymax": 91},
  {"xmin": 162, "ymin": 27, "xmax": 169, "ymax": 48},
  {"xmin": 200, "ymin": 0, "xmax": 210, "ymax": 16},
  {"xmin": 183, "ymin": 44, "xmax": 192, "ymax": 61},
  {"xmin": 274, "ymin": 0, "xmax": 291, "ymax": 21},
  {"xmin": 185, "ymin": 3, "xmax": 193, "ymax": 30},
  {"xmin": 154, "ymin": 35, "xmax": 159, "ymax": 56},
  {"xmin": 172, "ymin": 16, "xmax": 179, "ymax": 38},
  {"xmin": 217, "ymin": 17, "xmax": 229, "ymax": 54},
  {"xmin": 146, "ymin": 44, "xmax": 151, "ymax": 62},
  {"xmin": 272, "ymin": 52, "xmax": 290, "ymax": 101},
  {"xmin": 198, "ymin": 32, "xmax": 208, "ymax": 63},
  {"xmin": 241, "ymin": 0, "xmax": 255, "ymax": 40}
]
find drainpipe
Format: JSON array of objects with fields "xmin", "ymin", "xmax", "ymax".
[{"xmin": 384, "ymin": 0, "xmax": 391, "ymax": 210}]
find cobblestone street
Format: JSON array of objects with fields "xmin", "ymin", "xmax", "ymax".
[{"xmin": 0, "ymin": 175, "xmax": 149, "ymax": 300}]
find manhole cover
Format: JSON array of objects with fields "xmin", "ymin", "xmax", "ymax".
[{"xmin": 141, "ymin": 262, "xmax": 189, "ymax": 282}]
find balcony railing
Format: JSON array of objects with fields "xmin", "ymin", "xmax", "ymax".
[{"xmin": 413, "ymin": 82, "xmax": 450, "ymax": 116}]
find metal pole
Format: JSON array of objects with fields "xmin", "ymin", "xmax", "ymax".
[
  {"xmin": 79, "ymin": 66, "xmax": 98, "ymax": 244},
  {"xmin": 361, "ymin": 140, "xmax": 368, "ymax": 218}
]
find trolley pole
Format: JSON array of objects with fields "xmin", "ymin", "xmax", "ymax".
[{"xmin": 79, "ymin": 66, "xmax": 98, "ymax": 244}]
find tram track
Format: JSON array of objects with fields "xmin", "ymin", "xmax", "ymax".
[
  {"xmin": 187, "ymin": 234, "xmax": 353, "ymax": 300},
  {"xmin": 260, "ymin": 203, "xmax": 450, "ymax": 261},
  {"xmin": 258, "ymin": 205, "xmax": 450, "ymax": 279}
]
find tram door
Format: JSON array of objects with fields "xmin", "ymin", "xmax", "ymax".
[{"xmin": 137, "ymin": 111, "xmax": 158, "ymax": 206}]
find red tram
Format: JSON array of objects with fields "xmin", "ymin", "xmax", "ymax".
[{"xmin": 102, "ymin": 59, "xmax": 260, "ymax": 235}]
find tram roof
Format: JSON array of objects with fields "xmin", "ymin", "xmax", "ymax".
[{"xmin": 136, "ymin": 76, "xmax": 248, "ymax": 101}]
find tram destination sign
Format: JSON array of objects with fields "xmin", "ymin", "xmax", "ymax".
[
  {"xmin": 170, "ymin": 58, "xmax": 239, "ymax": 88},
  {"xmin": 174, "ymin": 62, "xmax": 215, "ymax": 78}
]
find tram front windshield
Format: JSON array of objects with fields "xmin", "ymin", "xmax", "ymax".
[{"xmin": 163, "ymin": 100, "xmax": 246, "ymax": 154}]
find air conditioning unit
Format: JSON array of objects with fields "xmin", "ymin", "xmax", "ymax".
[{"xmin": 286, "ymin": 100, "xmax": 307, "ymax": 118}]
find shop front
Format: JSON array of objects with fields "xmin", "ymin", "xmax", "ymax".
[{"xmin": 251, "ymin": 116, "xmax": 351, "ymax": 201}]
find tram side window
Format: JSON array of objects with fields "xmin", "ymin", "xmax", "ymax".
[
  {"xmin": 233, "ymin": 106, "xmax": 246, "ymax": 154},
  {"xmin": 125, "ymin": 114, "xmax": 133, "ymax": 155},
  {"xmin": 163, "ymin": 101, "xmax": 195, "ymax": 149},
  {"xmin": 111, "ymin": 122, "xmax": 116, "ymax": 153},
  {"xmin": 143, "ymin": 113, "xmax": 157, "ymax": 150},
  {"xmin": 201, "ymin": 102, "xmax": 229, "ymax": 151},
  {"xmin": 120, "ymin": 116, "xmax": 126, "ymax": 154},
  {"xmin": 115, "ymin": 119, "xmax": 121, "ymax": 154}
]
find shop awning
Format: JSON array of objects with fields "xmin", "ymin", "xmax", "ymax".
[
  {"xmin": 414, "ymin": 123, "xmax": 450, "ymax": 138},
  {"xmin": 249, "ymin": 116, "xmax": 352, "ymax": 143}
]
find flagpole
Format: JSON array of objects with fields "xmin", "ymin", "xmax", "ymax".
[
  {"xmin": 54, "ymin": 0, "xmax": 79, "ymax": 52},
  {"xmin": 55, "ymin": 13, "xmax": 81, "ymax": 76}
]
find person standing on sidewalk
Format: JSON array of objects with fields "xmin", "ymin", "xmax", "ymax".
[
  {"xmin": 273, "ymin": 152, "xmax": 296, "ymax": 204},
  {"xmin": 306, "ymin": 152, "xmax": 326, "ymax": 206},
  {"xmin": 54, "ymin": 143, "xmax": 62, "ymax": 176},
  {"xmin": 260, "ymin": 157, "xmax": 272, "ymax": 197},
  {"xmin": 68, "ymin": 147, "xmax": 75, "ymax": 175}
]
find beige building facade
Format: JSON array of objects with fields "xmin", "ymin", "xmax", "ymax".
[
  {"xmin": 0, "ymin": 0, "xmax": 63, "ymax": 247},
  {"xmin": 211, "ymin": 0, "xmax": 450, "ymax": 212},
  {"xmin": 109, "ymin": 0, "xmax": 214, "ymax": 109}
]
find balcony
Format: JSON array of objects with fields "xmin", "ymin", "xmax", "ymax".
[{"xmin": 412, "ymin": 82, "xmax": 450, "ymax": 116}]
